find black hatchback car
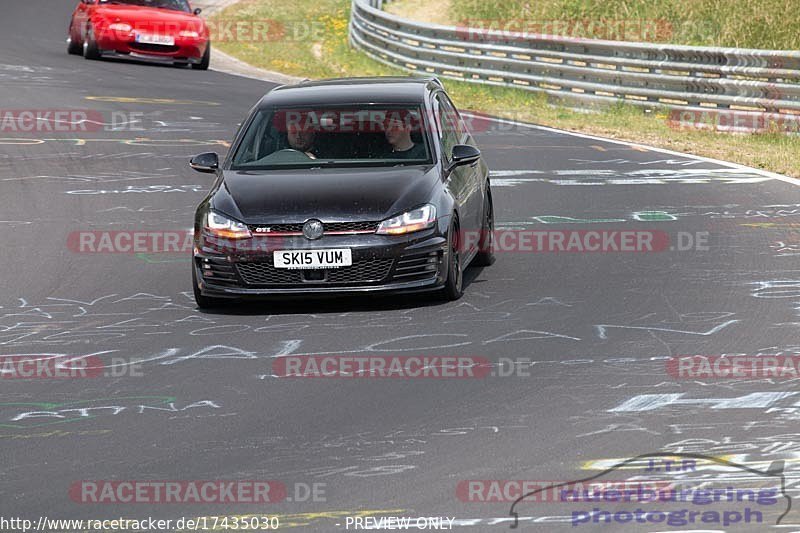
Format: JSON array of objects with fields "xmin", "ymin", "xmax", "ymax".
[{"xmin": 189, "ymin": 77, "xmax": 494, "ymax": 308}]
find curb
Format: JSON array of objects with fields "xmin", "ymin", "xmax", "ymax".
[{"xmin": 193, "ymin": 0, "xmax": 305, "ymax": 85}]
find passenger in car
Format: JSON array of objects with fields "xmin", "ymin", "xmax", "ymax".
[{"xmin": 384, "ymin": 116, "xmax": 426, "ymax": 160}]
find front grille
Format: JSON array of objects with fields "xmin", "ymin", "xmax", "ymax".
[
  {"xmin": 130, "ymin": 43, "xmax": 180, "ymax": 54},
  {"xmin": 236, "ymin": 262, "xmax": 302, "ymax": 285},
  {"xmin": 392, "ymin": 251, "xmax": 440, "ymax": 281},
  {"xmin": 326, "ymin": 221, "xmax": 380, "ymax": 233},
  {"xmin": 235, "ymin": 258, "xmax": 394, "ymax": 286},
  {"xmin": 327, "ymin": 258, "xmax": 393, "ymax": 283},
  {"xmin": 248, "ymin": 221, "xmax": 379, "ymax": 234}
]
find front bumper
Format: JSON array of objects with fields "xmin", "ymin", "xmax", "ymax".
[
  {"xmin": 193, "ymin": 231, "xmax": 449, "ymax": 298},
  {"xmin": 96, "ymin": 35, "xmax": 207, "ymax": 62}
]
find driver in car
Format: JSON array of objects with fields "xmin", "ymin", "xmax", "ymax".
[
  {"xmin": 286, "ymin": 122, "xmax": 318, "ymax": 159},
  {"xmin": 384, "ymin": 115, "xmax": 426, "ymax": 160}
]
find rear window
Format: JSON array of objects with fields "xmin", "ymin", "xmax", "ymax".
[{"xmin": 231, "ymin": 105, "xmax": 433, "ymax": 170}]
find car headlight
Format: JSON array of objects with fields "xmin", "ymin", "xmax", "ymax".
[
  {"xmin": 108, "ymin": 23, "xmax": 132, "ymax": 32},
  {"xmin": 204, "ymin": 210, "xmax": 252, "ymax": 240},
  {"xmin": 376, "ymin": 205, "xmax": 436, "ymax": 235},
  {"xmin": 179, "ymin": 30, "xmax": 200, "ymax": 38}
]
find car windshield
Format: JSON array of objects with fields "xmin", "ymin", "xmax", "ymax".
[
  {"xmin": 231, "ymin": 105, "xmax": 433, "ymax": 169},
  {"xmin": 98, "ymin": 0, "xmax": 191, "ymax": 12}
]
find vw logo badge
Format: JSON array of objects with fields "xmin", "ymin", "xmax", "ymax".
[{"xmin": 303, "ymin": 219, "xmax": 324, "ymax": 240}]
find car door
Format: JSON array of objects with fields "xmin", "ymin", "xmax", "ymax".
[
  {"xmin": 432, "ymin": 93, "xmax": 466, "ymax": 229},
  {"xmin": 435, "ymin": 92, "xmax": 483, "ymax": 255},
  {"xmin": 452, "ymin": 99, "xmax": 489, "ymax": 235}
]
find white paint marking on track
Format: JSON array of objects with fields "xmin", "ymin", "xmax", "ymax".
[{"xmin": 461, "ymin": 112, "xmax": 800, "ymax": 188}]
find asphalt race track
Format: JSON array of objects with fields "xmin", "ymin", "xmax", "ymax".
[{"xmin": 3, "ymin": 1, "xmax": 800, "ymax": 532}]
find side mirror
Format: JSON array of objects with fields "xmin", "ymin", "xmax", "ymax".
[
  {"xmin": 193, "ymin": 7, "xmax": 202, "ymax": 15},
  {"xmin": 190, "ymin": 152, "xmax": 219, "ymax": 173},
  {"xmin": 446, "ymin": 144, "xmax": 481, "ymax": 173}
]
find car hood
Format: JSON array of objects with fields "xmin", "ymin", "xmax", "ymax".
[
  {"xmin": 94, "ymin": 5, "xmax": 203, "ymax": 28},
  {"xmin": 211, "ymin": 166, "xmax": 440, "ymax": 224}
]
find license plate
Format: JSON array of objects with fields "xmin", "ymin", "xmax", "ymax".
[
  {"xmin": 135, "ymin": 33, "xmax": 175, "ymax": 46},
  {"xmin": 273, "ymin": 249, "xmax": 352, "ymax": 269}
]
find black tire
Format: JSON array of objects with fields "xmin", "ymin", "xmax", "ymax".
[
  {"xmin": 67, "ymin": 33, "xmax": 82, "ymax": 55},
  {"xmin": 192, "ymin": 265, "xmax": 228, "ymax": 309},
  {"xmin": 472, "ymin": 183, "xmax": 495, "ymax": 267},
  {"xmin": 192, "ymin": 44, "xmax": 210, "ymax": 70},
  {"xmin": 440, "ymin": 219, "xmax": 464, "ymax": 301},
  {"xmin": 83, "ymin": 25, "xmax": 101, "ymax": 60}
]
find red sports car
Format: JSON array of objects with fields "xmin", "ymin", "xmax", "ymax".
[{"xmin": 67, "ymin": 0, "xmax": 210, "ymax": 70}]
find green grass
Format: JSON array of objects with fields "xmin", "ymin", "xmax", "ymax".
[
  {"xmin": 449, "ymin": 0, "xmax": 800, "ymax": 49},
  {"xmin": 213, "ymin": 0, "xmax": 800, "ymax": 178},
  {"xmin": 213, "ymin": 0, "xmax": 382, "ymax": 79}
]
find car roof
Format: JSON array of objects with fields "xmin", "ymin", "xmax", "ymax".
[{"xmin": 256, "ymin": 77, "xmax": 444, "ymax": 108}]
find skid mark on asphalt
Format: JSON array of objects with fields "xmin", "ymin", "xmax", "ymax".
[
  {"xmin": 0, "ymin": 429, "xmax": 112, "ymax": 440},
  {"xmin": 0, "ymin": 137, "xmax": 229, "ymax": 148},
  {"xmin": 489, "ymin": 168, "xmax": 776, "ymax": 187},
  {"xmin": 86, "ymin": 96, "xmax": 221, "ymax": 106},
  {"xmin": 462, "ymin": 112, "xmax": 800, "ymax": 187}
]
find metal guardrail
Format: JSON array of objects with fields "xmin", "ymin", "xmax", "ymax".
[{"xmin": 350, "ymin": 0, "xmax": 800, "ymax": 117}]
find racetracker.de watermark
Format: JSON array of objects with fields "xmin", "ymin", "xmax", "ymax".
[
  {"xmin": 0, "ymin": 109, "xmax": 143, "ymax": 133},
  {"xmin": 454, "ymin": 18, "xmax": 673, "ymax": 42},
  {"xmin": 457, "ymin": 480, "xmax": 670, "ymax": 503},
  {"xmin": 94, "ymin": 19, "xmax": 325, "ymax": 42},
  {"xmin": 265, "ymin": 108, "xmax": 555, "ymax": 135},
  {"xmin": 460, "ymin": 230, "xmax": 709, "ymax": 253},
  {"xmin": 667, "ymin": 109, "xmax": 800, "ymax": 134},
  {"xmin": 0, "ymin": 355, "xmax": 142, "ymax": 379},
  {"xmin": 68, "ymin": 230, "xmax": 293, "ymax": 256},
  {"xmin": 66, "ymin": 230, "xmax": 710, "ymax": 254},
  {"xmin": 271, "ymin": 356, "xmax": 535, "ymax": 378},
  {"xmin": 208, "ymin": 19, "xmax": 325, "ymax": 42},
  {"xmin": 667, "ymin": 355, "xmax": 800, "ymax": 379},
  {"xmin": 69, "ymin": 481, "xmax": 326, "ymax": 504},
  {"xmin": 68, "ymin": 230, "xmax": 194, "ymax": 254}
]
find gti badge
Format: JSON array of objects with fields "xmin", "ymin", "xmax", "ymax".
[
  {"xmin": 303, "ymin": 219, "xmax": 324, "ymax": 240},
  {"xmin": 254, "ymin": 227, "xmax": 271, "ymax": 233}
]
